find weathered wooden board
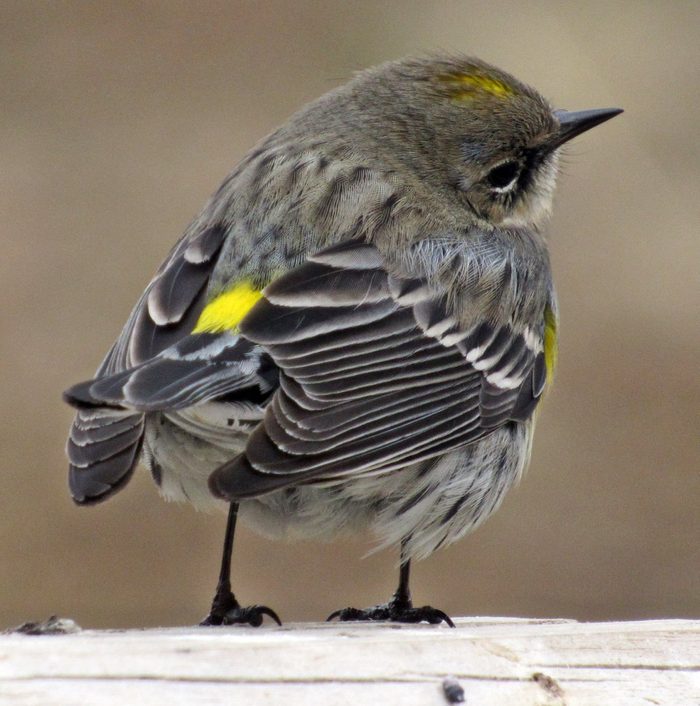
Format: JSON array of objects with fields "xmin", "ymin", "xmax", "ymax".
[{"xmin": 1, "ymin": 617, "xmax": 698, "ymax": 705}]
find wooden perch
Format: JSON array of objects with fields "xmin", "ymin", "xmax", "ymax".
[{"xmin": 0, "ymin": 617, "xmax": 698, "ymax": 705}]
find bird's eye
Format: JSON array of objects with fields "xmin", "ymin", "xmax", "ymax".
[{"xmin": 486, "ymin": 161, "xmax": 521, "ymax": 191}]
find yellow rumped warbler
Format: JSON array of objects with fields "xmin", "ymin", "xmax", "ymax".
[{"xmin": 64, "ymin": 55, "xmax": 621, "ymax": 626}]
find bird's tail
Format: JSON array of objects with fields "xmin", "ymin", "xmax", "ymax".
[{"xmin": 65, "ymin": 402, "xmax": 144, "ymax": 505}]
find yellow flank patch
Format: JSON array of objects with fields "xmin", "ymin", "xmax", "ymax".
[
  {"xmin": 440, "ymin": 73, "xmax": 515, "ymax": 100},
  {"xmin": 543, "ymin": 304, "xmax": 558, "ymax": 385},
  {"xmin": 193, "ymin": 281, "xmax": 263, "ymax": 334}
]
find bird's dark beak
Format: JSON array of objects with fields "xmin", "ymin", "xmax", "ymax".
[{"xmin": 552, "ymin": 107, "xmax": 623, "ymax": 149}]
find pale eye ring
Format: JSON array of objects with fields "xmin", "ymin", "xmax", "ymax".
[{"xmin": 486, "ymin": 160, "xmax": 521, "ymax": 192}]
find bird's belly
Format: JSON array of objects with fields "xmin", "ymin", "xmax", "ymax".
[
  {"xmin": 141, "ymin": 409, "xmax": 253, "ymax": 512},
  {"xmin": 142, "ymin": 403, "xmax": 532, "ymax": 557},
  {"xmin": 239, "ymin": 421, "xmax": 533, "ymax": 559}
]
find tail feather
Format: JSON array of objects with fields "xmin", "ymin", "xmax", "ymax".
[
  {"xmin": 63, "ymin": 224, "xmax": 228, "ymax": 505},
  {"xmin": 67, "ymin": 409, "xmax": 144, "ymax": 505}
]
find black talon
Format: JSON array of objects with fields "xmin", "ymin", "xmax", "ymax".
[
  {"xmin": 214, "ymin": 603, "xmax": 281, "ymax": 627},
  {"xmin": 235, "ymin": 605, "xmax": 282, "ymax": 627},
  {"xmin": 327, "ymin": 548, "xmax": 455, "ymax": 627},
  {"xmin": 327, "ymin": 601, "xmax": 454, "ymax": 627},
  {"xmin": 327, "ymin": 606, "xmax": 370, "ymax": 622},
  {"xmin": 201, "ymin": 595, "xmax": 282, "ymax": 627}
]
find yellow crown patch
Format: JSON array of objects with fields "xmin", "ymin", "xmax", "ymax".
[{"xmin": 440, "ymin": 73, "xmax": 515, "ymax": 100}]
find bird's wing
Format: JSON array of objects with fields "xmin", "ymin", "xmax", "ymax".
[
  {"xmin": 209, "ymin": 239, "xmax": 549, "ymax": 500},
  {"xmin": 64, "ymin": 333, "xmax": 276, "ymax": 412},
  {"xmin": 100, "ymin": 223, "xmax": 229, "ymax": 374},
  {"xmin": 65, "ymin": 222, "xmax": 253, "ymax": 503}
]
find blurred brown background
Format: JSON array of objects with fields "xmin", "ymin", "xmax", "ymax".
[{"xmin": 1, "ymin": 1, "xmax": 698, "ymax": 630}]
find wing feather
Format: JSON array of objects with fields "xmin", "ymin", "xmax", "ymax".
[
  {"xmin": 209, "ymin": 239, "xmax": 549, "ymax": 500},
  {"xmin": 66, "ymin": 333, "xmax": 275, "ymax": 413},
  {"xmin": 266, "ymin": 310, "xmax": 417, "ymax": 362},
  {"xmin": 276, "ymin": 378, "xmax": 480, "ymax": 438}
]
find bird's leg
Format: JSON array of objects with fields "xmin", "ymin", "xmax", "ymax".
[
  {"xmin": 200, "ymin": 502, "xmax": 281, "ymax": 627},
  {"xmin": 327, "ymin": 541, "xmax": 454, "ymax": 627},
  {"xmin": 387, "ymin": 555, "xmax": 413, "ymax": 612}
]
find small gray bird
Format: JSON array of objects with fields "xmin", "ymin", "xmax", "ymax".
[{"xmin": 64, "ymin": 55, "xmax": 621, "ymax": 626}]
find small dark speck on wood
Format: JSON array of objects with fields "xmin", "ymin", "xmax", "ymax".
[
  {"xmin": 7, "ymin": 615, "xmax": 82, "ymax": 636},
  {"xmin": 533, "ymin": 671, "xmax": 565, "ymax": 699},
  {"xmin": 442, "ymin": 676, "xmax": 465, "ymax": 703}
]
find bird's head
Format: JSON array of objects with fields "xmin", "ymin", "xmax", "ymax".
[{"xmin": 351, "ymin": 56, "xmax": 622, "ymax": 230}]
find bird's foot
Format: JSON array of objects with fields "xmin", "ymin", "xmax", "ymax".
[
  {"xmin": 327, "ymin": 596, "xmax": 454, "ymax": 627},
  {"xmin": 201, "ymin": 603, "xmax": 281, "ymax": 627},
  {"xmin": 200, "ymin": 588, "xmax": 281, "ymax": 627}
]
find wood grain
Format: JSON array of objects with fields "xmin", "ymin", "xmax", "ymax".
[{"xmin": 1, "ymin": 617, "xmax": 698, "ymax": 705}]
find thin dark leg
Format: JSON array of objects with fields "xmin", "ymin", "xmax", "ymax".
[
  {"xmin": 200, "ymin": 502, "xmax": 239, "ymax": 624},
  {"xmin": 200, "ymin": 502, "xmax": 281, "ymax": 627},
  {"xmin": 393, "ymin": 553, "xmax": 412, "ymax": 609},
  {"xmin": 327, "ymin": 540, "xmax": 454, "ymax": 626},
  {"xmin": 218, "ymin": 499, "xmax": 237, "ymax": 588}
]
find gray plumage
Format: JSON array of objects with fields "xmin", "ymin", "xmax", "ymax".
[{"xmin": 65, "ymin": 55, "xmax": 620, "ymax": 585}]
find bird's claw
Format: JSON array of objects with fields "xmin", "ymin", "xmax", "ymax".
[
  {"xmin": 200, "ymin": 591, "xmax": 281, "ymax": 627},
  {"xmin": 327, "ymin": 601, "xmax": 454, "ymax": 627}
]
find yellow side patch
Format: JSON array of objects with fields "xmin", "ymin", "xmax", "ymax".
[
  {"xmin": 543, "ymin": 304, "xmax": 558, "ymax": 385},
  {"xmin": 193, "ymin": 281, "xmax": 263, "ymax": 334},
  {"xmin": 440, "ymin": 73, "xmax": 515, "ymax": 100}
]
